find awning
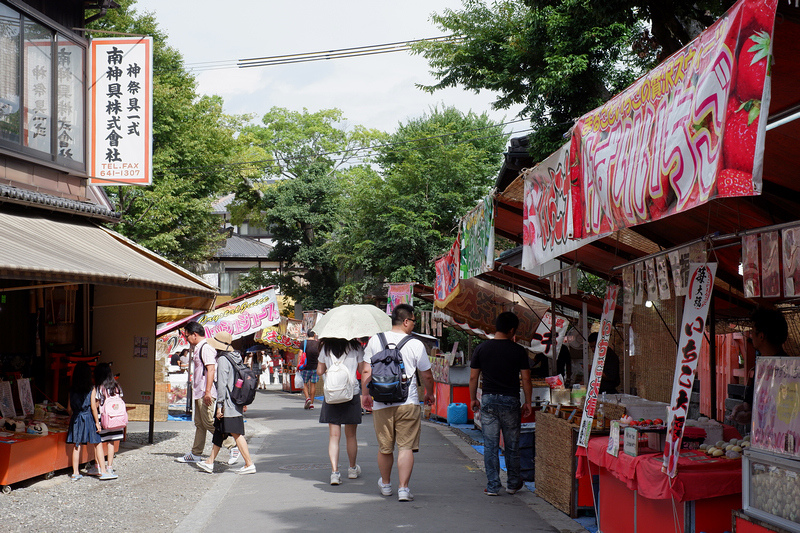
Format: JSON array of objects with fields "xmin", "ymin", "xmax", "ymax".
[{"xmin": 0, "ymin": 210, "xmax": 217, "ymax": 309}]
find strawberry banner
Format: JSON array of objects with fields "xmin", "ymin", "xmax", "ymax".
[{"xmin": 570, "ymin": 0, "xmax": 777, "ymax": 238}]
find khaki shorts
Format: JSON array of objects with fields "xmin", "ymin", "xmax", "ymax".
[{"xmin": 372, "ymin": 404, "xmax": 421, "ymax": 454}]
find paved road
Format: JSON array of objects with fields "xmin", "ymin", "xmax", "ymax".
[{"xmin": 173, "ymin": 385, "xmax": 588, "ymax": 533}]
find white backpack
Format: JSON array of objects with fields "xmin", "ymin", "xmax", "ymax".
[{"xmin": 323, "ymin": 354, "xmax": 355, "ymax": 404}]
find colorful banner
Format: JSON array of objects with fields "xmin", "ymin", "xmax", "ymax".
[
  {"xmin": 460, "ymin": 195, "xmax": 495, "ymax": 279},
  {"xmin": 743, "ymin": 234, "xmax": 761, "ymax": 298},
  {"xmin": 255, "ymin": 327, "xmax": 302, "ymax": 352},
  {"xmin": 386, "ymin": 283, "xmax": 414, "ymax": 315},
  {"xmin": 578, "ymin": 284, "xmax": 620, "ymax": 448},
  {"xmin": 521, "ymin": 144, "xmax": 602, "ymax": 270},
  {"xmin": 751, "ymin": 356, "xmax": 800, "ymax": 459},
  {"xmin": 529, "ymin": 311, "xmax": 569, "ymax": 359},
  {"xmin": 662, "ymin": 263, "xmax": 717, "ymax": 477},
  {"xmin": 89, "ymin": 37, "xmax": 153, "ymax": 185},
  {"xmin": 762, "ymin": 231, "xmax": 780, "ymax": 297},
  {"xmin": 197, "ymin": 288, "xmax": 280, "ymax": 340},
  {"xmin": 783, "ymin": 227, "xmax": 800, "ymax": 298},
  {"xmin": 570, "ymin": 0, "xmax": 777, "ymax": 238},
  {"xmin": 434, "ymin": 236, "xmax": 461, "ymax": 307}
]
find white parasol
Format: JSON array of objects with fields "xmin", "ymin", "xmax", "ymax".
[{"xmin": 311, "ymin": 304, "xmax": 392, "ymax": 340}]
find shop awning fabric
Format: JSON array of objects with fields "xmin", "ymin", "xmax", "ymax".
[{"xmin": 0, "ymin": 210, "xmax": 216, "ymax": 309}]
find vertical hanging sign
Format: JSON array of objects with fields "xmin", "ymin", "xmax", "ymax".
[
  {"xmin": 89, "ymin": 37, "xmax": 153, "ymax": 185},
  {"xmin": 577, "ymin": 284, "xmax": 619, "ymax": 448},
  {"xmin": 662, "ymin": 263, "xmax": 717, "ymax": 477}
]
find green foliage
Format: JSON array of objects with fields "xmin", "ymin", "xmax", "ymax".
[
  {"xmin": 88, "ymin": 1, "xmax": 254, "ymax": 270},
  {"xmin": 578, "ymin": 271, "xmax": 608, "ymax": 299},
  {"xmin": 234, "ymin": 267, "xmax": 272, "ymax": 297},
  {"xmin": 413, "ymin": 0, "xmax": 735, "ymax": 161}
]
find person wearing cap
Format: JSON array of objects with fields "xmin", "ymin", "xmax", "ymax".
[
  {"xmin": 176, "ymin": 321, "xmax": 239, "ymax": 465},
  {"xmin": 195, "ymin": 331, "xmax": 256, "ymax": 475}
]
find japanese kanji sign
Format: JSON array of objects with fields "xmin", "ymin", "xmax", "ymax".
[
  {"xmin": 89, "ymin": 37, "xmax": 152, "ymax": 185},
  {"xmin": 198, "ymin": 288, "xmax": 280, "ymax": 340}
]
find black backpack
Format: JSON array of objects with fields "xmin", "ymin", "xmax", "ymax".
[
  {"xmin": 220, "ymin": 352, "xmax": 258, "ymax": 406},
  {"xmin": 368, "ymin": 333, "xmax": 413, "ymax": 404}
]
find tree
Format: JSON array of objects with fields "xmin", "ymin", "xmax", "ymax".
[
  {"xmin": 334, "ymin": 106, "xmax": 507, "ymax": 301},
  {"xmin": 88, "ymin": 1, "xmax": 253, "ymax": 270},
  {"xmin": 413, "ymin": 0, "xmax": 735, "ymax": 161},
  {"xmin": 232, "ymin": 107, "xmax": 385, "ymax": 310}
]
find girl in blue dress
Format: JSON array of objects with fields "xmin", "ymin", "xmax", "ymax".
[{"xmin": 66, "ymin": 362, "xmax": 116, "ymax": 480}]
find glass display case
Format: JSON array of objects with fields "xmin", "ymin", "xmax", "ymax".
[{"xmin": 743, "ymin": 448, "xmax": 800, "ymax": 531}]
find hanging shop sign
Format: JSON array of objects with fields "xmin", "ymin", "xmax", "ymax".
[
  {"xmin": 89, "ymin": 37, "xmax": 153, "ymax": 185},
  {"xmin": 434, "ymin": 236, "xmax": 461, "ymax": 307},
  {"xmin": 197, "ymin": 288, "xmax": 280, "ymax": 340},
  {"xmin": 751, "ymin": 356, "xmax": 800, "ymax": 459},
  {"xmin": 578, "ymin": 284, "xmax": 620, "ymax": 448},
  {"xmin": 255, "ymin": 327, "xmax": 302, "ymax": 352},
  {"xmin": 529, "ymin": 311, "xmax": 569, "ymax": 359},
  {"xmin": 386, "ymin": 283, "xmax": 414, "ymax": 315},
  {"xmin": 662, "ymin": 263, "xmax": 717, "ymax": 477},
  {"xmin": 570, "ymin": 0, "xmax": 777, "ymax": 238},
  {"xmin": 522, "ymin": 144, "xmax": 602, "ymax": 270},
  {"xmin": 460, "ymin": 195, "xmax": 495, "ymax": 279}
]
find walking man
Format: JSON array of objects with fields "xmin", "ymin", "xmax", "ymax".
[
  {"xmin": 469, "ymin": 311, "xmax": 532, "ymax": 496},
  {"xmin": 176, "ymin": 321, "xmax": 239, "ymax": 465},
  {"xmin": 361, "ymin": 304, "xmax": 435, "ymax": 502}
]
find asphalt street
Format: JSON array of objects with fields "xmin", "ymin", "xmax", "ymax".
[{"xmin": 169, "ymin": 384, "xmax": 588, "ymax": 533}]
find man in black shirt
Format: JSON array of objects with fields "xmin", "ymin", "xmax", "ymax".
[{"xmin": 470, "ymin": 312, "xmax": 532, "ymax": 496}]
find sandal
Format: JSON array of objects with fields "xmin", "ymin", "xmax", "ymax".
[{"xmin": 70, "ymin": 474, "xmax": 83, "ymax": 481}]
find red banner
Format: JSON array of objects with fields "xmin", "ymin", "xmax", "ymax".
[
  {"xmin": 570, "ymin": 0, "xmax": 777, "ymax": 238},
  {"xmin": 435, "ymin": 236, "xmax": 461, "ymax": 306}
]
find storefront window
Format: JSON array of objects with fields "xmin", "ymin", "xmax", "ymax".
[
  {"xmin": 0, "ymin": 4, "xmax": 85, "ymax": 170},
  {"xmin": 0, "ymin": 4, "xmax": 21, "ymax": 144}
]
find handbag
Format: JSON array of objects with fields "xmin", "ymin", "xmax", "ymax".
[
  {"xmin": 294, "ymin": 372, "xmax": 304, "ymax": 389},
  {"xmin": 297, "ymin": 340, "xmax": 308, "ymax": 370}
]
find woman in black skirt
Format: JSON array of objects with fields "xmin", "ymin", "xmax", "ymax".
[{"xmin": 317, "ymin": 337, "xmax": 367, "ymax": 485}]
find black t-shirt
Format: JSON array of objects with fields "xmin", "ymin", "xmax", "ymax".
[
  {"xmin": 304, "ymin": 339, "xmax": 320, "ymax": 371},
  {"xmin": 470, "ymin": 339, "xmax": 529, "ymax": 397}
]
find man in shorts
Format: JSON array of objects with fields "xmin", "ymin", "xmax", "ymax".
[
  {"xmin": 300, "ymin": 332, "xmax": 321, "ymax": 409},
  {"xmin": 361, "ymin": 304, "xmax": 435, "ymax": 502}
]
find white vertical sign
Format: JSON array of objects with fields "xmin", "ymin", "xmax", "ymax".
[
  {"xmin": 662, "ymin": 263, "xmax": 716, "ymax": 477},
  {"xmin": 89, "ymin": 37, "xmax": 153, "ymax": 185}
]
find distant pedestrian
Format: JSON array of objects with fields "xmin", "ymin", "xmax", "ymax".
[
  {"xmin": 66, "ymin": 362, "xmax": 116, "ymax": 481},
  {"xmin": 361, "ymin": 304, "xmax": 435, "ymax": 502},
  {"xmin": 85, "ymin": 362, "xmax": 125, "ymax": 476},
  {"xmin": 195, "ymin": 332, "xmax": 256, "ymax": 475},
  {"xmin": 301, "ymin": 332, "xmax": 321, "ymax": 409},
  {"xmin": 469, "ymin": 311, "xmax": 532, "ymax": 496},
  {"xmin": 317, "ymin": 337, "xmax": 367, "ymax": 485},
  {"xmin": 177, "ymin": 321, "xmax": 238, "ymax": 465}
]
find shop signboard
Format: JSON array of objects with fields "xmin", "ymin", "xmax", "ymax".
[
  {"xmin": 662, "ymin": 263, "xmax": 717, "ymax": 477},
  {"xmin": 89, "ymin": 37, "xmax": 153, "ymax": 185},
  {"xmin": 578, "ymin": 284, "xmax": 619, "ymax": 447},
  {"xmin": 197, "ymin": 288, "xmax": 280, "ymax": 340},
  {"xmin": 435, "ymin": 236, "xmax": 461, "ymax": 307},
  {"xmin": 529, "ymin": 311, "xmax": 569, "ymax": 359},
  {"xmin": 751, "ymin": 356, "xmax": 800, "ymax": 459},
  {"xmin": 460, "ymin": 195, "xmax": 495, "ymax": 279},
  {"xmin": 570, "ymin": 0, "xmax": 777, "ymax": 239}
]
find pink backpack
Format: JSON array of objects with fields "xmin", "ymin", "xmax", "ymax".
[{"xmin": 100, "ymin": 388, "xmax": 128, "ymax": 430}]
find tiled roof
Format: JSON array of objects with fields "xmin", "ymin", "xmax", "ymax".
[
  {"xmin": 217, "ymin": 233, "xmax": 274, "ymax": 259},
  {"xmin": 0, "ymin": 184, "xmax": 119, "ymax": 221}
]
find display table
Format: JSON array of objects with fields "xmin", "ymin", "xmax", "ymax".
[{"xmin": 581, "ymin": 436, "xmax": 742, "ymax": 533}]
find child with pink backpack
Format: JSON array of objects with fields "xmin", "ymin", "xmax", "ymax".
[{"xmin": 85, "ymin": 363, "xmax": 127, "ymax": 477}]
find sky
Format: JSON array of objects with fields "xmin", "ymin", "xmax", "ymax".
[{"xmin": 132, "ymin": 0, "xmax": 528, "ymax": 137}]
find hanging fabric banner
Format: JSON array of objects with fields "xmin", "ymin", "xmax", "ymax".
[
  {"xmin": 743, "ymin": 234, "xmax": 761, "ymax": 298},
  {"xmin": 656, "ymin": 255, "xmax": 672, "ymax": 300},
  {"xmin": 622, "ymin": 266, "xmax": 634, "ymax": 325},
  {"xmin": 667, "ymin": 250, "xmax": 685, "ymax": 297},
  {"xmin": 761, "ymin": 231, "xmax": 781, "ymax": 298},
  {"xmin": 460, "ymin": 195, "xmax": 495, "ymax": 280},
  {"xmin": 570, "ymin": 0, "xmax": 778, "ymax": 238},
  {"xmin": 578, "ymin": 284, "xmax": 620, "ymax": 447},
  {"xmin": 634, "ymin": 262, "xmax": 645, "ymax": 305},
  {"xmin": 529, "ymin": 311, "xmax": 569, "ymax": 359},
  {"xmin": 196, "ymin": 288, "xmax": 280, "ymax": 340},
  {"xmin": 434, "ymin": 237, "xmax": 461, "ymax": 307},
  {"xmin": 386, "ymin": 283, "xmax": 414, "ymax": 315},
  {"xmin": 662, "ymin": 263, "xmax": 717, "ymax": 477},
  {"xmin": 645, "ymin": 258, "xmax": 659, "ymax": 303},
  {"xmin": 783, "ymin": 227, "xmax": 800, "ymax": 298}
]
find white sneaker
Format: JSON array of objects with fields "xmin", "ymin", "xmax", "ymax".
[
  {"xmin": 196, "ymin": 461, "xmax": 214, "ymax": 473},
  {"xmin": 378, "ymin": 477, "xmax": 392, "ymax": 496},
  {"xmin": 330, "ymin": 471, "xmax": 342, "ymax": 485},
  {"xmin": 348, "ymin": 464, "xmax": 361, "ymax": 479},
  {"xmin": 398, "ymin": 487, "xmax": 414, "ymax": 502},
  {"xmin": 176, "ymin": 452, "xmax": 201, "ymax": 463},
  {"xmin": 227, "ymin": 447, "xmax": 241, "ymax": 465},
  {"xmin": 236, "ymin": 464, "xmax": 256, "ymax": 475}
]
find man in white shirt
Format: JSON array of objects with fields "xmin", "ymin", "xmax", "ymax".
[
  {"xmin": 361, "ymin": 304, "xmax": 435, "ymax": 502},
  {"xmin": 176, "ymin": 321, "xmax": 238, "ymax": 465}
]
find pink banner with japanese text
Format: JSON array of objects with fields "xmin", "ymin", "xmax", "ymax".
[
  {"xmin": 522, "ymin": 144, "xmax": 601, "ymax": 270},
  {"xmin": 435, "ymin": 237, "xmax": 461, "ymax": 307},
  {"xmin": 197, "ymin": 288, "xmax": 280, "ymax": 340},
  {"xmin": 570, "ymin": 0, "xmax": 777, "ymax": 238},
  {"xmin": 578, "ymin": 284, "xmax": 619, "ymax": 448},
  {"xmin": 662, "ymin": 263, "xmax": 717, "ymax": 477}
]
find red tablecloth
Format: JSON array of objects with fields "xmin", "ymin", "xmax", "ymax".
[{"xmin": 579, "ymin": 437, "xmax": 742, "ymax": 502}]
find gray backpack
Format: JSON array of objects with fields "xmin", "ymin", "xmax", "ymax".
[{"xmin": 368, "ymin": 333, "xmax": 412, "ymax": 404}]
